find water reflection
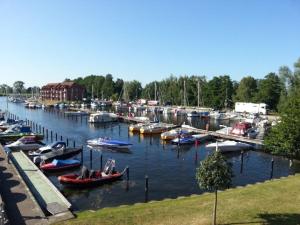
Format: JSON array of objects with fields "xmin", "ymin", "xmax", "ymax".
[{"xmin": 1, "ymin": 97, "xmax": 300, "ymax": 211}]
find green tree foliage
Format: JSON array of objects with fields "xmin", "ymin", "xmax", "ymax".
[
  {"xmin": 0, "ymin": 84, "xmax": 13, "ymax": 94},
  {"xmin": 102, "ymin": 74, "xmax": 114, "ymax": 99},
  {"xmin": 13, "ymin": 81, "xmax": 25, "ymax": 93},
  {"xmin": 126, "ymin": 80, "xmax": 142, "ymax": 101},
  {"xmin": 264, "ymin": 88, "xmax": 300, "ymax": 158},
  {"xmin": 234, "ymin": 76, "xmax": 257, "ymax": 102},
  {"xmin": 196, "ymin": 151, "xmax": 233, "ymax": 225},
  {"xmin": 204, "ymin": 75, "xmax": 234, "ymax": 109},
  {"xmin": 254, "ymin": 73, "xmax": 282, "ymax": 111},
  {"xmin": 264, "ymin": 59, "xmax": 300, "ymax": 158}
]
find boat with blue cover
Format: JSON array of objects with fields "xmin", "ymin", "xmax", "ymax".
[
  {"xmin": 87, "ymin": 137, "xmax": 132, "ymax": 149},
  {"xmin": 40, "ymin": 159, "xmax": 81, "ymax": 172}
]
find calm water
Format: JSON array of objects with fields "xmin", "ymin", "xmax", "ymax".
[{"xmin": 1, "ymin": 97, "xmax": 299, "ymax": 211}]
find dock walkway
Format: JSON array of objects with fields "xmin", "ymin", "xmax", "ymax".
[
  {"xmin": 0, "ymin": 145, "xmax": 48, "ymax": 225},
  {"xmin": 184, "ymin": 127, "xmax": 264, "ymax": 146},
  {"xmin": 11, "ymin": 150, "xmax": 73, "ymax": 222}
]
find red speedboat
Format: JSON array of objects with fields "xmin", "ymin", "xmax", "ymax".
[
  {"xmin": 58, "ymin": 159, "xmax": 127, "ymax": 188},
  {"xmin": 40, "ymin": 159, "xmax": 81, "ymax": 172}
]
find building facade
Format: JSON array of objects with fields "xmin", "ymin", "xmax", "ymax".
[{"xmin": 41, "ymin": 82, "xmax": 86, "ymax": 101}]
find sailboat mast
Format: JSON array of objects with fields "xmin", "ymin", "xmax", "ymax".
[
  {"xmin": 197, "ymin": 79, "xmax": 200, "ymax": 108},
  {"xmin": 154, "ymin": 82, "xmax": 157, "ymax": 101},
  {"xmin": 183, "ymin": 80, "xmax": 186, "ymax": 106}
]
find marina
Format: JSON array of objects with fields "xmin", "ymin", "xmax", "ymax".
[{"xmin": 0, "ymin": 96, "xmax": 299, "ymax": 214}]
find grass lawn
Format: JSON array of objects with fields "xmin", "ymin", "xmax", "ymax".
[{"xmin": 60, "ymin": 174, "xmax": 300, "ymax": 225}]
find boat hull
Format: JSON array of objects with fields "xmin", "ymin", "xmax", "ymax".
[{"xmin": 58, "ymin": 172, "xmax": 124, "ymax": 188}]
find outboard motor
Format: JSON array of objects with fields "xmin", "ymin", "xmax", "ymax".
[{"xmin": 33, "ymin": 156, "xmax": 42, "ymax": 165}]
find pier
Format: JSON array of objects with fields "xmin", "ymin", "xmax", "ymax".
[
  {"xmin": 0, "ymin": 144, "xmax": 74, "ymax": 224},
  {"xmin": 184, "ymin": 126, "xmax": 264, "ymax": 146}
]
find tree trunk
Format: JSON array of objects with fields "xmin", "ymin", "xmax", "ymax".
[{"xmin": 212, "ymin": 189, "xmax": 218, "ymax": 225}]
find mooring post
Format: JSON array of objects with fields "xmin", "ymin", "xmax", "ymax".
[
  {"xmin": 89, "ymin": 149, "xmax": 93, "ymax": 169},
  {"xmin": 126, "ymin": 167, "xmax": 129, "ymax": 181},
  {"xmin": 145, "ymin": 175, "xmax": 149, "ymax": 202},
  {"xmin": 66, "ymin": 138, "xmax": 69, "ymax": 146},
  {"xmin": 35, "ymin": 123, "xmax": 38, "ymax": 132},
  {"xmin": 42, "ymin": 127, "xmax": 44, "ymax": 135},
  {"xmin": 50, "ymin": 130, "xmax": 53, "ymax": 141},
  {"xmin": 73, "ymin": 140, "xmax": 76, "ymax": 148},
  {"xmin": 55, "ymin": 133, "xmax": 57, "ymax": 141},
  {"xmin": 270, "ymin": 158, "xmax": 274, "ymax": 179},
  {"xmin": 39, "ymin": 125, "xmax": 41, "ymax": 134},
  {"xmin": 100, "ymin": 154, "xmax": 103, "ymax": 170},
  {"xmin": 46, "ymin": 129, "xmax": 48, "ymax": 140},
  {"xmin": 240, "ymin": 150, "xmax": 244, "ymax": 174},
  {"xmin": 60, "ymin": 135, "xmax": 63, "ymax": 141}
]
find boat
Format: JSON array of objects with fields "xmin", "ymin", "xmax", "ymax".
[
  {"xmin": 40, "ymin": 159, "xmax": 81, "ymax": 172},
  {"xmin": 187, "ymin": 111, "xmax": 200, "ymax": 117},
  {"xmin": 88, "ymin": 112, "xmax": 118, "ymax": 123},
  {"xmin": 161, "ymin": 128, "xmax": 191, "ymax": 140},
  {"xmin": 0, "ymin": 126, "xmax": 44, "ymax": 142},
  {"xmin": 140, "ymin": 123, "xmax": 172, "ymax": 134},
  {"xmin": 58, "ymin": 159, "xmax": 126, "ymax": 188},
  {"xmin": 32, "ymin": 143, "xmax": 83, "ymax": 164},
  {"xmin": 171, "ymin": 136, "xmax": 196, "ymax": 145},
  {"xmin": 5, "ymin": 136, "xmax": 45, "ymax": 151},
  {"xmin": 230, "ymin": 122, "xmax": 252, "ymax": 136},
  {"xmin": 87, "ymin": 138, "xmax": 132, "ymax": 149},
  {"xmin": 205, "ymin": 140, "xmax": 252, "ymax": 152},
  {"xmin": 64, "ymin": 111, "xmax": 89, "ymax": 116},
  {"xmin": 28, "ymin": 141, "xmax": 67, "ymax": 157}
]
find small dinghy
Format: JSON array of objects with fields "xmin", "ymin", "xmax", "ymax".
[
  {"xmin": 58, "ymin": 159, "xmax": 127, "ymax": 188},
  {"xmin": 87, "ymin": 137, "xmax": 132, "ymax": 149},
  {"xmin": 171, "ymin": 136, "xmax": 196, "ymax": 145},
  {"xmin": 206, "ymin": 140, "xmax": 252, "ymax": 153},
  {"xmin": 40, "ymin": 159, "xmax": 81, "ymax": 172}
]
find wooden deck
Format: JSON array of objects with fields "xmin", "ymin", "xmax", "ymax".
[{"xmin": 184, "ymin": 127, "xmax": 264, "ymax": 146}]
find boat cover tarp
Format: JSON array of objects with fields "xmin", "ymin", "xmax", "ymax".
[{"xmin": 52, "ymin": 159, "xmax": 80, "ymax": 166}]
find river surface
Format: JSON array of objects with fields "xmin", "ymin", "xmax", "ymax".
[{"xmin": 1, "ymin": 97, "xmax": 299, "ymax": 211}]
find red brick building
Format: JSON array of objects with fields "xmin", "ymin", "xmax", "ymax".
[{"xmin": 41, "ymin": 82, "xmax": 86, "ymax": 101}]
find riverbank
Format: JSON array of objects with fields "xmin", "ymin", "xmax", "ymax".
[{"xmin": 60, "ymin": 174, "xmax": 300, "ymax": 225}]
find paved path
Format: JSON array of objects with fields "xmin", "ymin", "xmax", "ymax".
[{"xmin": 0, "ymin": 146, "xmax": 48, "ymax": 225}]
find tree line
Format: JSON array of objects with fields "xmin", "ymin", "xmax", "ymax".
[{"xmin": 1, "ymin": 58, "xmax": 299, "ymax": 112}]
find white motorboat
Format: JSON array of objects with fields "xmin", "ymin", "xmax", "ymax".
[
  {"xmin": 28, "ymin": 141, "xmax": 66, "ymax": 157},
  {"xmin": 87, "ymin": 137, "xmax": 132, "ymax": 149},
  {"xmin": 5, "ymin": 136, "xmax": 45, "ymax": 151},
  {"xmin": 88, "ymin": 112, "xmax": 118, "ymax": 123},
  {"xmin": 206, "ymin": 140, "xmax": 252, "ymax": 152}
]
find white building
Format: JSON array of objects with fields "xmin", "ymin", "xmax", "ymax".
[{"xmin": 235, "ymin": 102, "xmax": 267, "ymax": 115}]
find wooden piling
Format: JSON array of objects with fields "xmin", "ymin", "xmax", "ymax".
[
  {"xmin": 240, "ymin": 150, "xmax": 244, "ymax": 174},
  {"xmin": 270, "ymin": 158, "xmax": 274, "ymax": 179},
  {"xmin": 145, "ymin": 175, "xmax": 149, "ymax": 202}
]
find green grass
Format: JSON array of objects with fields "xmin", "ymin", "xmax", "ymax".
[{"xmin": 60, "ymin": 174, "xmax": 300, "ymax": 225}]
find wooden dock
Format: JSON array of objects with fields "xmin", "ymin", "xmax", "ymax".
[
  {"xmin": 184, "ymin": 127, "xmax": 264, "ymax": 146},
  {"xmin": 9, "ymin": 149, "xmax": 74, "ymax": 223}
]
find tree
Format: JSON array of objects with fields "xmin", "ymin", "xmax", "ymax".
[
  {"xmin": 264, "ymin": 58, "xmax": 300, "ymax": 157},
  {"xmin": 254, "ymin": 73, "xmax": 282, "ymax": 111},
  {"xmin": 264, "ymin": 88, "xmax": 300, "ymax": 158},
  {"xmin": 196, "ymin": 151, "xmax": 233, "ymax": 225},
  {"xmin": 234, "ymin": 76, "xmax": 257, "ymax": 102},
  {"xmin": 13, "ymin": 81, "xmax": 25, "ymax": 94},
  {"xmin": 102, "ymin": 74, "xmax": 114, "ymax": 99}
]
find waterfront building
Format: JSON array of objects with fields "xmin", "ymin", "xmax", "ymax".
[{"xmin": 41, "ymin": 82, "xmax": 86, "ymax": 101}]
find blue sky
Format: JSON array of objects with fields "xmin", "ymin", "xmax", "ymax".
[{"xmin": 0, "ymin": 0, "xmax": 300, "ymax": 87}]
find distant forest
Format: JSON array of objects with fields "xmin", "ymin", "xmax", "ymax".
[
  {"xmin": 67, "ymin": 57, "xmax": 300, "ymax": 111},
  {"xmin": 1, "ymin": 57, "xmax": 299, "ymax": 111}
]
